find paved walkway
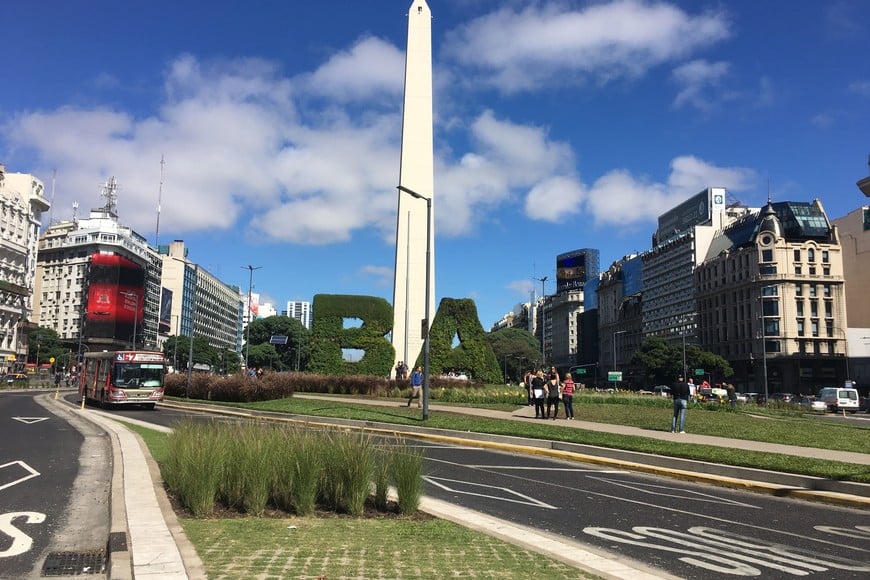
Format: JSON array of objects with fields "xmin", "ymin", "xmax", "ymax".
[{"xmin": 47, "ymin": 393, "xmax": 870, "ymax": 579}]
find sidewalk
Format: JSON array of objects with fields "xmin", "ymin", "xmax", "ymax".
[{"xmin": 50, "ymin": 393, "xmax": 870, "ymax": 579}]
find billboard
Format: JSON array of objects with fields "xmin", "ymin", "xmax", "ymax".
[
  {"xmin": 656, "ymin": 188, "xmax": 713, "ymax": 243},
  {"xmin": 85, "ymin": 253, "xmax": 144, "ymax": 341},
  {"xmin": 159, "ymin": 287, "xmax": 173, "ymax": 334},
  {"xmin": 556, "ymin": 251, "xmax": 587, "ymax": 293}
]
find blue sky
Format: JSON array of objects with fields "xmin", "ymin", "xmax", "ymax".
[{"xmin": 2, "ymin": 0, "xmax": 868, "ymax": 330}]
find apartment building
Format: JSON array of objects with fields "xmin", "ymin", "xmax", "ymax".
[
  {"xmin": 696, "ymin": 200, "xmax": 847, "ymax": 393},
  {"xmin": 0, "ymin": 165, "xmax": 50, "ymax": 370}
]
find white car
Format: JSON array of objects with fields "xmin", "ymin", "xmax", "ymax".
[{"xmin": 797, "ymin": 396, "xmax": 828, "ymax": 413}]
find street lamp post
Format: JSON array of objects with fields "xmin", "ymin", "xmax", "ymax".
[
  {"xmin": 613, "ymin": 330, "xmax": 627, "ymax": 385},
  {"xmin": 243, "ymin": 265, "xmax": 263, "ymax": 371},
  {"xmin": 534, "ymin": 276, "xmax": 548, "ymax": 368},
  {"xmin": 397, "ymin": 185, "xmax": 432, "ymax": 420}
]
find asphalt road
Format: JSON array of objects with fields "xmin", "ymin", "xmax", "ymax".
[{"xmin": 0, "ymin": 391, "xmax": 110, "ymax": 579}]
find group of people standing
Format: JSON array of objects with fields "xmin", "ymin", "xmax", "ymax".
[{"xmin": 524, "ymin": 367, "xmax": 577, "ymax": 420}]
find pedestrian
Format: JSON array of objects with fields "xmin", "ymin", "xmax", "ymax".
[
  {"xmin": 561, "ymin": 373, "xmax": 575, "ymax": 419},
  {"xmin": 407, "ymin": 366, "xmax": 423, "ymax": 408},
  {"xmin": 727, "ymin": 383, "xmax": 738, "ymax": 408},
  {"xmin": 546, "ymin": 371, "xmax": 561, "ymax": 419},
  {"xmin": 401, "ymin": 361, "xmax": 409, "ymax": 380},
  {"xmin": 531, "ymin": 371, "xmax": 546, "ymax": 419},
  {"xmin": 523, "ymin": 370, "xmax": 533, "ymax": 406},
  {"xmin": 671, "ymin": 375, "xmax": 691, "ymax": 433}
]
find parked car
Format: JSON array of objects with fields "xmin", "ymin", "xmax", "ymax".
[
  {"xmin": 768, "ymin": 392, "xmax": 796, "ymax": 404},
  {"xmin": 734, "ymin": 392, "xmax": 751, "ymax": 403},
  {"xmin": 3, "ymin": 373, "xmax": 28, "ymax": 384},
  {"xmin": 652, "ymin": 385, "xmax": 671, "ymax": 397},
  {"xmin": 796, "ymin": 396, "xmax": 828, "ymax": 413}
]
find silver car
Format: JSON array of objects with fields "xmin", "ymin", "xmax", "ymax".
[{"xmin": 797, "ymin": 396, "xmax": 827, "ymax": 413}]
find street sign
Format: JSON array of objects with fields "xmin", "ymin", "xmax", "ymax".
[
  {"xmin": 608, "ymin": 371, "xmax": 622, "ymax": 382},
  {"xmin": 269, "ymin": 335, "xmax": 289, "ymax": 345},
  {"xmin": 575, "ymin": 368, "xmax": 587, "ymax": 375},
  {"xmin": 695, "ymin": 368, "xmax": 704, "ymax": 376}
]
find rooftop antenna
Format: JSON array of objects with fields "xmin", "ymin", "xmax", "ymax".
[
  {"xmin": 72, "ymin": 201, "xmax": 78, "ymax": 222},
  {"xmin": 155, "ymin": 155, "xmax": 164, "ymax": 246},
  {"xmin": 100, "ymin": 176, "xmax": 119, "ymax": 216}
]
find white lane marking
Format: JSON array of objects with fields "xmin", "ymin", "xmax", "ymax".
[
  {"xmin": 424, "ymin": 476, "xmax": 558, "ymax": 509},
  {"xmin": 0, "ymin": 512, "xmax": 46, "ymax": 558},
  {"xmin": 11, "ymin": 417, "xmax": 49, "ymax": 424},
  {"xmin": 0, "ymin": 461, "xmax": 40, "ymax": 492},
  {"xmin": 590, "ymin": 476, "xmax": 761, "ymax": 509},
  {"xmin": 583, "ymin": 525, "xmax": 870, "ymax": 576},
  {"xmin": 425, "ymin": 451, "xmax": 867, "ymax": 554}
]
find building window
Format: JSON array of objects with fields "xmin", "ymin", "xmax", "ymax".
[
  {"xmin": 797, "ymin": 320, "xmax": 804, "ymax": 336},
  {"xmin": 796, "ymin": 300, "xmax": 804, "ymax": 316},
  {"xmin": 823, "ymin": 284, "xmax": 831, "ymax": 297},
  {"xmin": 811, "ymin": 301, "xmax": 818, "ymax": 317},
  {"xmin": 762, "ymin": 299, "xmax": 779, "ymax": 317},
  {"xmin": 809, "ymin": 285, "xmax": 817, "ymax": 297},
  {"xmin": 793, "ymin": 249, "xmax": 801, "ymax": 262},
  {"xmin": 825, "ymin": 301, "xmax": 832, "ymax": 318},
  {"xmin": 807, "ymin": 248, "xmax": 815, "ymax": 262},
  {"xmin": 764, "ymin": 319, "xmax": 780, "ymax": 336},
  {"xmin": 823, "ymin": 266, "xmax": 830, "ymax": 276},
  {"xmin": 760, "ymin": 265, "xmax": 777, "ymax": 275},
  {"xmin": 821, "ymin": 250, "xmax": 829, "ymax": 263},
  {"xmin": 795, "ymin": 266, "xmax": 802, "ymax": 275},
  {"xmin": 809, "ymin": 266, "xmax": 816, "ymax": 276},
  {"xmin": 811, "ymin": 321, "xmax": 819, "ymax": 336},
  {"xmin": 762, "ymin": 285, "xmax": 778, "ymax": 296},
  {"xmin": 761, "ymin": 249, "xmax": 773, "ymax": 262},
  {"xmin": 795, "ymin": 284, "xmax": 803, "ymax": 296}
]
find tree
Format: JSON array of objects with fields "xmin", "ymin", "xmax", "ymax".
[
  {"xmin": 245, "ymin": 343, "xmax": 282, "ymax": 371},
  {"xmin": 486, "ymin": 327, "xmax": 540, "ymax": 383},
  {"xmin": 245, "ymin": 315, "xmax": 310, "ymax": 372},
  {"xmin": 28, "ymin": 327, "xmax": 66, "ymax": 366},
  {"xmin": 163, "ymin": 336, "xmax": 217, "ymax": 373},
  {"xmin": 632, "ymin": 337, "xmax": 734, "ymax": 386}
]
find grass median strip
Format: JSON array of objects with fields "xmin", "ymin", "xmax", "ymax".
[{"xmin": 128, "ymin": 424, "xmax": 598, "ymax": 579}]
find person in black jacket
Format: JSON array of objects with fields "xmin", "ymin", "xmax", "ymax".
[
  {"xmin": 531, "ymin": 371, "xmax": 547, "ymax": 419},
  {"xmin": 670, "ymin": 376, "xmax": 691, "ymax": 433}
]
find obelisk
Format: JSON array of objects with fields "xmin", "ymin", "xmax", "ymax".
[{"xmin": 392, "ymin": 0, "xmax": 434, "ymax": 378}]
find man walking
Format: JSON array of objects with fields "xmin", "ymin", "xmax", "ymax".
[
  {"xmin": 407, "ymin": 366, "xmax": 423, "ymax": 408},
  {"xmin": 671, "ymin": 375, "xmax": 690, "ymax": 433}
]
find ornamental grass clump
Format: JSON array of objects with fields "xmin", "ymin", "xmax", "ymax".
[
  {"xmin": 392, "ymin": 441, "xmax": 425, "ymax": 514},
  {"xmin": 163, "ymin": 421, "xmax": 423, "ymax": 517},
  {"xmin": 164, "ymin": 420, "xmax": 225, "ymax": 517}
]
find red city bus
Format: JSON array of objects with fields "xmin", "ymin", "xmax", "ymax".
[{"xmin": 79, "ymin": 350, "xmax": 166, "ymax": 409}]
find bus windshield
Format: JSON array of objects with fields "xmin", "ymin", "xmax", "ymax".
[{"xmin": 113, "ymin": 363, "xmax": 164, "ymax": 388}]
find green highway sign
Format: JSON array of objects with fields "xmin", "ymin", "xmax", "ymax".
[
  {"xmin": 608, "ymin": 371, "xmax": 623, "ymax": 382},
  {"xmin": 695, "ymin": 368, "xmax": 704, "ymax": 376},
  {"xmin": 575, "ymin": 368, "xmax": 587, "ymax": 375}
]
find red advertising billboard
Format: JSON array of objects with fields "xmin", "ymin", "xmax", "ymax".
[{"xmin": 85, "ymin": 253, "xmax": 144, "ymax": 341}]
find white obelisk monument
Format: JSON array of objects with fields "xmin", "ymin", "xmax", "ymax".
[{"xmin": 392, "ymin": 0, "xmax": 434, "ymax": 378}]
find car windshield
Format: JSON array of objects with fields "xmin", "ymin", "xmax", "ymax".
[{"xmin": 113, "ymin": 363, "xmax": 165, "ymax": 388}]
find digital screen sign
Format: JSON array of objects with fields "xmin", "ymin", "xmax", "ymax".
[
  {"xmin": 85, "ymin": 253, "xmax": 144, "ymax": 341},
  {"xmin": 556, "ymin": 251, "xmax": 587, "ymax": 293}
]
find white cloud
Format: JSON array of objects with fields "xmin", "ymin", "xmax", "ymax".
[
  {"xmin": 524, "ymin": 176, "xmax": 585, "ymax": 222},
  {"xmin": 586, "ymin": 155, "xmax": 756, "ymax": 227},
  {"xmin": 849, "ymin": 80, "xmax": 870, "ymax": 97},
  {"xmin": 671, "ymin": 59, "xmax": 731, "ymax": 111},
  {"xmin": 301, "ymin": 36, "xmax": 405, "ymax": 103},
  {"xmin": 443, "ymin": 0, "xmax": 731, "ymax": 93}
]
